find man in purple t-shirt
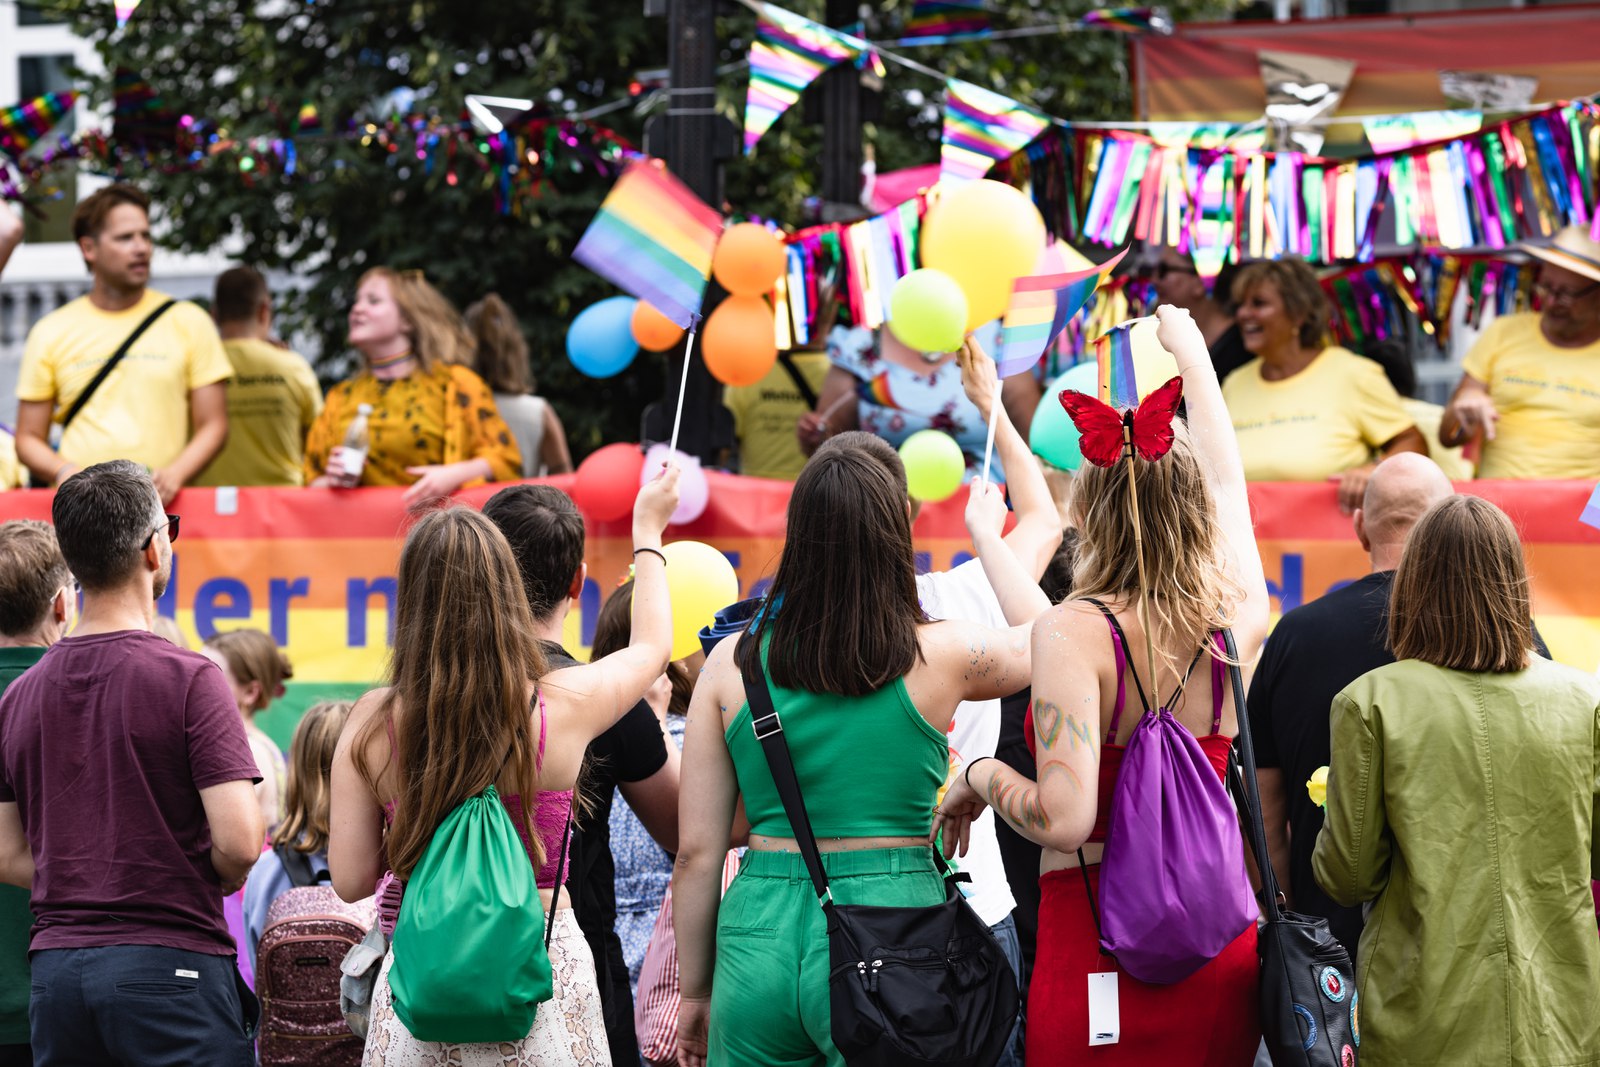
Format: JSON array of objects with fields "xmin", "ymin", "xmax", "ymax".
[{"xmin": 0, "ymin": 460, "xmax": 264, "ymax": 1065}]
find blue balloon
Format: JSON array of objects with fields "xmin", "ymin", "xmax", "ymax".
[
  {"xmin": 1029, "ymin": 361, "xmax": 1098, "ymax": 472},
  {"xmin": 567, "ymin": 296, "xmax": 641, "ymax": 378}
]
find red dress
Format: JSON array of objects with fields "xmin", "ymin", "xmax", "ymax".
[{"xmin": 1023, "ymin": 614, "xmax": 1260, "ymax": 1065}]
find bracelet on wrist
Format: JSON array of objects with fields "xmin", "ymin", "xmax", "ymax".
[
  {"xmin": 633, "ymin": 547, "xmax": 667, "ymax": 565},
  {"xmin": 963, "ymin": 756, "xmax": 995, "ymax": 790}
]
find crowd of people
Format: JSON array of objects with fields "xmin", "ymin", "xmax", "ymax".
[{"xmin": 0, "ymin": 182, "xmax": 1598, "ymax": 1067}]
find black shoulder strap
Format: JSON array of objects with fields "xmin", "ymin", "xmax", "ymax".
[
  {"xmin": 736, "ymin": 639, "xmax": 835, "ymax": 913},
  {"xmin": 776, "ymin": 351, "xmax": 820, "ymax": 410},
  {"xmin": 1082, "ymin": 597, "xmax": 1152, "ymax": 712},
  {"xmin": 545, "ymin": 810, "xmax": 573, "ymax": 949},
  {"xmin": 272, "ymin": 840, "xmax": 328, "ymax": 889},
  {"xmin": 61, "ymin": 299, "xmax": 177, "ymax": 431},
  {"xmin": 1220, "ymin": 628, "xmax": 1284, "ymax": 924}
]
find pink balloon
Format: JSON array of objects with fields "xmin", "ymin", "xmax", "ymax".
[{"xmin": 642, "ymin": 445, "xmax": 710, "ymax": 525}]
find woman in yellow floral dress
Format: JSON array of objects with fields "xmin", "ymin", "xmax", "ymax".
[{"xmin": 305, "ymin": 268, "xmax": 522, "ymax": 508}]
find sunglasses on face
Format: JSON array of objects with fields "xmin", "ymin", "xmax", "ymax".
[
  {"xmin": 1153, "ymin": 263, "xmax": 1198, "ymax": 279},
  {"xmin": 1534, "ymin": 280, "xmax": 1600, "ymax": 305},
  {"xmin": 142, "ymin": 514, "xmax": 180, "ymax": 551}
]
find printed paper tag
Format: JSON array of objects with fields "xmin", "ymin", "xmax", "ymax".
[
  {"xmin": 214, "ymin": 486, "xmax": 238, "ymax": 516},
  {"xmin": 1088, "ymin": 971, "xmax": 1120, "ymax": 1046},
  {"xmin": 175, "ymin": 969, "xmax": 199, "ymax": 979}
]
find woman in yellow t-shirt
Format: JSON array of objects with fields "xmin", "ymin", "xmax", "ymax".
[
  {"xmin": 304, "ymin": 268, "xmax": 522, "ymax": 508},
  {"xmin": 1220, "ymin": 259, "xmax": 1426, "ymax": 513}
]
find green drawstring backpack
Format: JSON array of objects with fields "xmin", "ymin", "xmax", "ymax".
[{"xmin": 388, "ymin": 784, "xmax": 569, "ymax": 1042}]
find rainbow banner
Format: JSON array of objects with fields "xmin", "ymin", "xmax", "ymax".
[
  {"xmin": 0, "ymin": 92, "xmax": 76, "ymax": 160},
  {"xmin": 573, "ymin": 159, "xmax": 723, "ymax": 329},
  {"xmin": 1081, "ymin": 7, "xmax": 1171, "ymax": 34},
  {"xmin": 940, "ymin": 79, "xmax": 1052, "ymax": 185},
  {"xmin": 998, "ymin": 247, "xmax": 1127, "ymax": 377},
  {"xmin": 5, "ymin": 478, "xmax": 1600, "ymax": 745},
  {"xmin": 1095, "ymin": 321, "xmax": 1140, "ymax": 409},
  {"xmin": 744, "ymin": 3, "xmax": 864, "ymax": 155},
  {"xmin": 903, "ymin": 0, "xmax": 990, "ymax": 40}
]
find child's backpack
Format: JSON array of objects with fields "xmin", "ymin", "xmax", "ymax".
[{"xmin": 257, "ymin": 843, "xmax": 378, "ymax": 1066}]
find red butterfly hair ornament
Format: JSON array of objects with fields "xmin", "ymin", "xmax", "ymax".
[{"xmin": 1057, "ymin": 376, "xmax": 1184, "ymax": 469}]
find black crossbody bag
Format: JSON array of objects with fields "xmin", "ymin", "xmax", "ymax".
[
  {"xmin": 739, "ymin": 651, "xmax": 1019, "ymax": 1067},
  {"xmin": 1221, "ymin": 629, "xmax": 1360, "ymax": 1066},
  {"xmin": 60, "ymin": 298, "xmax": 177, "ymax": 431}
]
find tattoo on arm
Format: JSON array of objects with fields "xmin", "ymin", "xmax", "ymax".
[
  {"xmin": 1033, "ymin": 700, "xmax": 1096, "ymax": 751},
  {"xmin": 985, "ymin": 772, "xmax": 1051, "ymax": 832},
  {"xmin": 1038, "ymin": 758, "xmax": 1085, "ymax": 794}
]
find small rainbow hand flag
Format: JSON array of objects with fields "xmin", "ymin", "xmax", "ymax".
[
  {"xmin": 744, "ymin": 3, "xmax": 864, "ymax": 155},
  {"xmin": 1080, "ymin": 7, "xmax": 1173, "ymax": 34},
  {"xmin": 997, "ymin": 247, "xmax": 1127, "ymax": 378},
  {"xmin": 1095, "ymin": 321, "xmax": 1141, "ymax": 410},
  {"xmin": 573, "ymin": 159, "xmax": 723, "ymax": 329},
  {"xmin": 941, "ymin": 79, "xmax": 1052, "ymax": 184},
  {"xmin": 0, "ymin": 92, "xmax": 77, "ymax": 160}
]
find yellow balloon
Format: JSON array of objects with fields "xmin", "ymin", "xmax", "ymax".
[
  {"xmin": 662, "ymin": 540, "xmax": 740, "ymax": 661},
  {"xmin": 920, "ymin": 180, "xmax": 1047, "ymax": 330}
]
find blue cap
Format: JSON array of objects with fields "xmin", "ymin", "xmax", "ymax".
[{"xmin": 698, "ymin": 597, "xmax": 764, "ymax": 657}]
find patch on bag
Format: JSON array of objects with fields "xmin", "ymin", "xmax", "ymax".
[
  {"xmin": 1319, "ymin": 965, "xmax": 1347, "ymax": 1003},
  {"xmin": 1341, "ymin": 1043, "xmax": 1355, "ymax": 1067},
  {"xmin": 1292, "ymin": 1004, "xmax": 1317, "ymax": 1051},
  {"xmin": 1351, "ymin": 991, "xmax": 1360, "ymax": 1046}
]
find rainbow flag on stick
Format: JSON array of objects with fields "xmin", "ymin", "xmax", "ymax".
[
  {"xmin": 997, "ymin": 247, "xmax": 1127, "ymax": 378},
  {"xmin": 1081, "ymin": 6, "xmax": 1173, "ymax": 34},
  {"xmin": 744, "ymin": 3, "xmax": 864, "ymax": 155},
  {"xmin": 1095, "ymin": 321, "xmax": 1141, "ymax": 409},
  {"xmin": 573, "ymin": 159, "xmax": 723, "ymax": 329},
  {"xmin": 941, "ymin": 79, "xmax": 1052, "ymax": 184},
  {"xmin": 0, "ymin": 92, "xmax": 77, "ymax": 160}
]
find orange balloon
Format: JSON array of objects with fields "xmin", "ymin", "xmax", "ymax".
[
  {"xmin": 631, "ymin": 301, "xmax": 685, "ymax": 352},
  {"xmin": 702, "ymin": 295, "xmax": 778, "ymax": 387},
  {"xmin": 712, "ymin": 223, "xmax": 787, "ymax": 297}
]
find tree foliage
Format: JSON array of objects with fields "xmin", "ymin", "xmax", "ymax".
[{"xmin": 52, "ymin": 0, "xmax": 1238, "ymax": 455}]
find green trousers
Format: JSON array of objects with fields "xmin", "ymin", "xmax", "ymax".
[{"xmin": 708, "ymin": 846, "xmax": 946, "ymax": 1067}]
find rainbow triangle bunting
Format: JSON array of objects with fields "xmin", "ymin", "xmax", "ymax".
[
  {"xmin": 1080, "ymin": 7, "xmax": 1172, "ymax": 34},
  {"xmin": 115, "ymin": 0, "xmax": 142, "ymax": 27},
  {"xmin": 1095, "ymin": 321, "xmax": 1140, "ymax": 409},
  {"xmin": 997, "ymin": 247, "xmax": 1127, "ymax": 378},
  {"xmin": 903, "ymin": 0, "xmax": 990, "ymax": 40},
  {"xmin": 744, "ymin": 3, "xmax": 865, "ymax": 155},
  {"xmin": 941, "ymin": 79, "xmax": 1052, "ymax": 184},
  {"xmin": 0, "ymin": 92, "xmax": 77, "ymax": 160},
  {"xmin": 573, "ymin": 159, "xmax": 723, "ymax": 329}
]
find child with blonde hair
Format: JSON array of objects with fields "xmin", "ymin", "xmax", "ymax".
[{"xmin": 202, "ymin": 629, "xmax": 294, "ymax": 830}]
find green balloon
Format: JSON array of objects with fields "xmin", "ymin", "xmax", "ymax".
[
  {"xmin": 899, "ymin": 429, "xmax": 966, "ymax": 503},
  {"xmin": 1029, "ymin": 362, "xmax": 1097, "ymax": 472},
  {"xmin": 888, "ymin": 269, "xmax": 969, "ymax": 354}
]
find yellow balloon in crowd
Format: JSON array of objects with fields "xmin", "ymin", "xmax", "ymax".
[
  {"xmin": 919, "ymin": 179, "xmax": 1047, "ymax": 330},
  {"xmin": 662, "ymin": 540, "xmax": 740, "ymax": 661}
]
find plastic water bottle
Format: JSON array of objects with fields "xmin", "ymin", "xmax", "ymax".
[{"xmin": 339, "ymin": 403, "xmax": 372, "ymax": 484}]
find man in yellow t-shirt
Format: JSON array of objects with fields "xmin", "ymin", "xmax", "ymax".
[
  {"xmin": 194, "ymin": 267, "xmax": 322, "ymax": 487},
  {"xmin": 1442, "ymin": 226, "xmax": 1600, "ymax": 480},
  {"xmin": 14, "ymin": 184, "xmax": 232, "ymax": 504},
  {"xmin": 725, "ymin": 349, "xmax": 830, "ymax": 480}
]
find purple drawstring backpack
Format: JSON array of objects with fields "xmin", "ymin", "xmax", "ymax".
[{"xmin": 1078, "ymin": 599, "xmax": 1258, "ymax": 985}]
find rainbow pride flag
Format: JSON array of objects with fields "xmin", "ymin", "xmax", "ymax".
[
  {"xmin": 573, "ymin": 159, "xmax": 723, "ymax": 329},
  {"xmin": 941, "ymin": 79, "xmax": 1052, "ymax": 184},
  {"xmin": 0, "ymin": 92, "xmax": 76, "ymax": 160},
  {"xmin": 744, "ymin": 3, "xmax": 864, "ymax": 155},
  {"xmin": 997, "ymin": 247, "xmax": 1127, "ymax": 378},
  {"xmin": 1095, "ymin": 321, "xmax": 1140, "ymax": 409},
  {"xmin": 903, "ymin": 0, "xmax": 990, "ymax": 40}
]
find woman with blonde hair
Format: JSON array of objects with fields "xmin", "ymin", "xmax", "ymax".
[
  {"xmin": 465, "ymin": 293, "xmax": 572, "ymax": 477},
  {"xmin": 241, "ymin": 699, "xmax": 353, "ymax": 972},
  {"xmin": 1220, "ymin": 257, "xmax": 1425, "ymax": 513},
  {"xmin": 937, "ymin": 307, "xmax": 1270, "ymax": 1064},
  {"xmin": 305, "ymin": 268, "xmax": 522, "ymax": 508},
  {"xmin": 203, "ymin": 628, "xmax": 294, "ymax": 830},
  {"xmin": 1313, "ymin": 495, "xmax": 1600, "ymax": 1065},
  {"xmin": 329, "ymin": 467, "xmax": 680, "ymax": 1065}
]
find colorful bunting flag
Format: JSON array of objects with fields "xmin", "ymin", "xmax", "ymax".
[
  {"xmin": 941, "ymin": 79, "xmax": 1052, "ymax": 184},
  {"xmin": 998, "ymin": 248, "xmax": 1128, "ymax": 378},
  {"xmin": 903, "ymin": 0, "xmax": 990, "ymax": 40},
  {"xmin": 1095, "ymin": 321, "xmax": 1139, "ymax": 409},
  {"xmin": 573, "ymin": 159, "xmax": 723, "ymax": 329},
  {"xmin": 744, "ymin": 3, "xmax": 864, "ymax": 155},
  {"xmin": 112, "ymin": 67, "xmax": 181, "ymax": 147},
  {"xmin": 1581, "ymin": 482, "xmax": 1600, "ymax": 532},
  {"xmin": 0, "ymin": 92, "xmax": 77, "ymax": 160},
  {"xmin": 115, "ymin": 0, "xmax": 142, "ymax": 27},
  {"xmin": 1081, "ymin": 7, "xmax": 1172, "ymax": 34}
]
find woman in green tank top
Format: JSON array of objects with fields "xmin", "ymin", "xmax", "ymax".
[{"xmin": 672, "ymin": 424, "xmax": 1051, "ymax": 1067}]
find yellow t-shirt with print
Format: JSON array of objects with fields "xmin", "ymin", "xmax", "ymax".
[
  {"xmin": 724, "ymin": 351, "xmax": 830, "ymax": 480},
  {"xmin": 1461, "ymin": 312, "xmax": 1600, "ymax": 480},
  {"xmin": 1222, "ymin": 346, "xmax": 1415, "ymax": 482},
  {"xmin": 194, "ymin": 338, "xmax": 324, "ymax": 487},
  {"xmin": 17, "ymin": 289, "xmax": 233, "ymax": 471}
]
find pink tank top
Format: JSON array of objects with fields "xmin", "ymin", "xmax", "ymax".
[{"xmin": 375, "ymin": 692, "xmax": 573, "ymax": 936}]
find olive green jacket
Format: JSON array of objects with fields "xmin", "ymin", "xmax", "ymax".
[{"xmin": 1312, "ymin": 658, "xmax": 1600, "ymax": 1067}]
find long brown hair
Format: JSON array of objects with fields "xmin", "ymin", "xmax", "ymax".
[
  {"xmin": 1390, "ymin": 496, "xmax": 1533, "ymax": 673},
  {"xmin": 737, "ymin": 431, "xmax": 927, "ymax": 695},
  {"xmin": 465, "ymin": 293, "xmax": 534, "ymax": 395},
  {"xmin": 359, "ymin": 267, "xmax": 474, "ymax": 370},
  {"xmin": 276, "ymin": 700, "xmax": 351, "ymax": 855},
  {"xmin": 353, "ymin": 507, "xmax": 550, "ymax": 878},
  {"xmin": 1069, "ymin": 421, "xmax": 1244, "ymax": 668}
]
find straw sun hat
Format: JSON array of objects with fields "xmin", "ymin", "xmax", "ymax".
[{"xmin": 1521, "ymin": 224, "xmax": 1600, "ymax": 286}]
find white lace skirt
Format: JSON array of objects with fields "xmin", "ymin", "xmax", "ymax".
[{"xmin": 362, "ymin": 908, "xmax": 611, "ymax": 1066}]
